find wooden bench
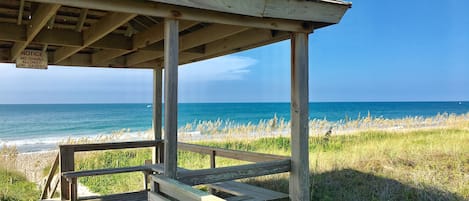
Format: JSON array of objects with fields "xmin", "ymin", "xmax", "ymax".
[{"xmin": 208, "ymin": 181, "xmax": 288, "ymax": 201}]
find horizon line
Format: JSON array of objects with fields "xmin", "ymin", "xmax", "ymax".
[{"xmin": 0, "ymin": 100, "xmax": 467, "ymax": 105}]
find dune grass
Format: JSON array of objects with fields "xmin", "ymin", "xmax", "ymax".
[
  {"xmin": 74, "ymin": 127, "xmax": 469, "ymax": 201},
  {"xmin": 0, "ymin": 145, "xmax": 39, "ymax": 201},
  {"xmin": 0, "ymin": 168, "xmax": 39, "ymax": 201}
]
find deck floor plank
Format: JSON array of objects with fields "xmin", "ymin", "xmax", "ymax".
[{"xmin": 209, "ymin": 181, "xmax": 288, "ymax": 201}]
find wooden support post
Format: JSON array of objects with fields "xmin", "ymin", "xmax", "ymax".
[
  {"xmin": 289, "ymin": 32, "xmax": 310, "ymax": 201},
  {"xmin": 210, "ymin": 151, "xmax": 216, "ymax": 169},
  {"xmin": 69, "ymin": 178, "xmax": 77, "ymax": 201},
  {"xmin": 59, "ymin": 146, "xmax": 75, "ymax": 200},
  {"xmin": 144, "ymin": 160, "xmax": 152, "ymax": 190},
  {"xmin": 163, "ymin": 18, "xmax": 179, "ymax": 179},
  {"xmin": 209, "ymin": 150, "xmax": 216, "ymax": 194},
  {"xmin": 153, "ymin": 67, "xmax": 163, "ymax": 164}
]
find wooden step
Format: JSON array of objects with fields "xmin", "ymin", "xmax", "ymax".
[
  {"xmin": 78, "ymin": 191, "xmax": 148, "ymax": 201},
  {"xmin": 208, "ymin": 181, "xmax": 288, "ymax": 201}
]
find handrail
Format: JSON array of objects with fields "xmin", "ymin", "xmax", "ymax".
[
  {"xmin": 59, "ymin": 139, "xmax": 163, "ymax": 152},
  {"xmin": 178, "ymin": 142, "xmax": 288, "ymax": 162},
  {"xmin": 178, "ymin": 159, "xmax": 291, "ymax": 186},
  {"xmin": 40, "ymin": 152, "xmax": 59, "ymax": 199}
]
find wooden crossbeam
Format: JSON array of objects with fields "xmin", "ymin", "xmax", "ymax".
[
  {"xmin": 177, "ymin": 29, "xmax": 290, "ymax": 66},
  {"xmin": 10, "ymin": 3, "xmax": 60, "ymax": 61},
  {"xmin": 53, "ymin": 12, "xmax": 136, "ymax": 63},
  {"xmin": 128, "ymin": 24, "xmax": 248, "ymax": 66},
  {"xmin": 92, "ymin": 21, "xmax": 197, "ymax": 65}
]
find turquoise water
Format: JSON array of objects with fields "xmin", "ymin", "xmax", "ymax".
[{"xmin": 0, "ymin": 102, "xmax": 468, "ymax": 152}]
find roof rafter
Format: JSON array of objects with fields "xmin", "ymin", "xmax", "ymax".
[
  {"xmin": 53, "ymin": 12, "xmax": 137, "ymax": 63},
  {"xmin": 91, "ymin": 21, "xmax": 197, "ymax": 66},
  {"xmin": 128, "ymin": 24, "xmax": 249, "ymax": 66},
  {"xmin": 10, "ymin": 3, "xmax": 60, "ymax": 61},
  {"xmin": 17, "ymin": 0, "xmax": 25, "ymax": 25}
]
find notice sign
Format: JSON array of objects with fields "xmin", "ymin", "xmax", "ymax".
[{"xmin": 16, "ymin": 49, "xmax": 48, "ymax": 69}]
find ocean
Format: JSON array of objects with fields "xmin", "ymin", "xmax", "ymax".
[{"xmin": 0, "ymin": 102, "xmax": 468, "ymax": 152}]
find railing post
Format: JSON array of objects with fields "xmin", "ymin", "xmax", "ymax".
[
  {"xmin": 152, "ymin": 67, "xmax": 163, "ymax": 164},
  {"xmin": 60, "ymin": 146, "xmax": 75, "ymax": 200},
  {"xmin": 40, "ymin": 152, "xmax": 59, "ymax": 199},
  {"xmin": 210, "ymin": 150, "xmax": 216, "ymax": 169}
]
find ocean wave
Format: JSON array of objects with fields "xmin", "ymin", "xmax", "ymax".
[{"xmin": 0, "ymin": 130, "xmax": 150, "ymax": 153}]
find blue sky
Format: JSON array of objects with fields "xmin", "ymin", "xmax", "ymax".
[{"xmin": 0, "ymin": 1, "xmax": 468, "ymax": 104}]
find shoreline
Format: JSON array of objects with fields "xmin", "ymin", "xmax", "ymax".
[{"xmin": 4, "ymin": 112, "xmax": 468, "ymax": 154}]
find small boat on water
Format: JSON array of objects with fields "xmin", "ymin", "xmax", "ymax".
[{"xmin": 146, "ymin": 104, "xmax": 152, "ymax": 108}]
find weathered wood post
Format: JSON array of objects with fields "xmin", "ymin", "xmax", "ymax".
[
  {"xmin": 163, "ymin": 18, "xmax": 179, "ymax": 179},
  {"xmin": 289, "ymin": 32, "xmax": 310, "ymax": 200},
  {"xmin": 59, "ymin": 146, "xmax": 74, "ymax": 200},
  {"xmin": 152, "ymin": 67, "xmax": 163, "ymax": 164}
]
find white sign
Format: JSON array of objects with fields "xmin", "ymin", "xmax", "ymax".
[{"xmin": 16, "ymin": 49, "xmax": 48, "ymax": 69}]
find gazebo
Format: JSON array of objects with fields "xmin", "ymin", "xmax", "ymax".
[{"xmin": 0, "ymin": 0, "xmax": 351, "ymax": 200}]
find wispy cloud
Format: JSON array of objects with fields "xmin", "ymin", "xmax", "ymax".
[{"xmin": 180, "ymin": 55, "xmax": 257, "ymax": 82}]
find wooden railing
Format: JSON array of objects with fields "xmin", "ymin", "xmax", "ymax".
[
  {"xmin": 40, "ymin": 153, "xmax": 60, "ymax": 199},
  {"xmin": 47, "ymin": 140, "xmax": 290, "ymax": 201},
  {"xmin": 58, "ymin": 140, "xmax": 163, "ymax": 200}
]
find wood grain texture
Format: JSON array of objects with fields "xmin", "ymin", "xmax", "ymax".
[
  {"xmin": 163, "ymin": 18, "xmax": 179, "ymax": 179},
  {"xmin": 153, "ymin": 67, "xmax": 163, "ymax": 163},
  {"xmin": 59, "ymin": 140, "xmax": 162, "ymax": 152},
  {"xmin": 208, "ymin": 181, "xmax": 288, "ymax": 200},
  {"xmin": 151, "ymin": 0, "xmax": 350, "ymax": 23},
  {"xmin": 178, "ymin": 159, "xmax": 291, "ymax": 186},
  {"xmin": 59, "ymin": 146, "xmax": 74, "ymax": 200},
  {"xmin": 40, "ymin": 153, "xmax": 59, "ymax": 199},
  {"xmin": 289, "ymin": 32, "xmax": 310, "ymax": 201},
  {"xmin": 178, "ymin": 142, "xmax": 288, "ymax": 162},
  {"xmin": 150, "ymin": 174, "xmax": 226, "ymax": 201}
]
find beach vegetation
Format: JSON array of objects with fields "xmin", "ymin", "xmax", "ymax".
[
  {"xmin": 73, "ymin": 127, "xmax": 469, "ymax": 201},
  {"xmin": 0, "ymin": 168, "xmax": 39, "ymax": 201}
]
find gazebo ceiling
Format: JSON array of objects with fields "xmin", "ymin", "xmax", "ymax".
[{"xmin": 0, "ymin": 0, "xmax": 351, "ymax": 69}]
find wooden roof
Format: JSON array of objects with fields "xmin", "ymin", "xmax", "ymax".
[{"xmin": 0, "ymin": 0, "xmax": 351, "ymax": 69}]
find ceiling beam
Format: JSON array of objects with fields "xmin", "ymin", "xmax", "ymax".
[
  {"xmin": 28, "ymin": 0, "xmax": 314, "ymax": 32},
  {"xmin": 10, "ymin": 3, "xmax": 60, "ymax": 61},
  {"xmin": 128, "ymin": 24, "xmax": 248, "ymax": 66},
  {"xmin": 91, "ymin": 21, "xmax": 197, "ymax": 65},
  {"xmin": 144, "ymin": 29, "xmax": 290, "ymax": 68},
  {"xmin": 53, "ymin": 12, "xmax": 137, "ymax": 63},
  {"xmin": 75, "ymin": 8, "xmax": 88, "ymax": 32}
]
